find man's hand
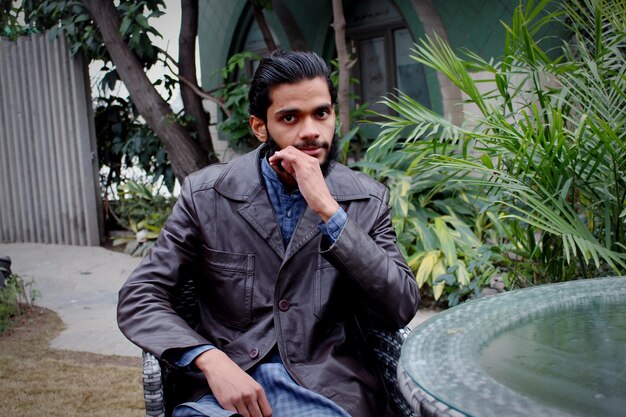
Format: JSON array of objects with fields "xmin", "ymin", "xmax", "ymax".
[
  {"xmin": 194, "ymin": 349, "xmax": 273, "ymax": 417},
  {"xmin": 268, "ymin": 146, "xmax": 339, "ymax": 222}
]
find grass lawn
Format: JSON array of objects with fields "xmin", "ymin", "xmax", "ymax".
[{"xmin": 0, "ymin": 306, "xmax": 145, "ymax": 417}]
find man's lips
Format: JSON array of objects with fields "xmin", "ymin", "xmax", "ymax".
[{"xmin": 299, "ymin": 147, "xmax": 324, "ymax": 157}]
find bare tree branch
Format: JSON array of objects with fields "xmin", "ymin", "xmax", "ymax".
[
  {"xmin": 251, "ymin": 0, "xmax": 277, "ymax": 51},
  {"xmin": 271, "ymin": 0, "xmax": 308, "ymax": 50},
  {"xmin": 178, "ymin": 75, "xmax": 231, "ymax": 117},
  {"xmin": 179, "ymin": 0, "xmax": 215, "ymax": 156},
  {"xmin": 331, "ymin": 0, "xmax": 351, "ymax": 137}
]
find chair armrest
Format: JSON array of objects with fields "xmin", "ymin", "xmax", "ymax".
[
  {"xmin": 142, "ymin": 351, "xmax": 166, "ymax": 417},
  {"xmin": 364, "ymin": 327, "xmax": 419, "ymax": 417}
]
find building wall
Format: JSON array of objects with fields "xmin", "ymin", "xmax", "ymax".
[
  {"xmin": 432, "ymin": 0, "xmax": 519, "ymax": 59},
  {"xmin": 279, "ymin": 1, "xmax": 334, "ymax": 53},
  {"xmin": 197, "ymin": 0, "xmax": 557, "ymax": 148},
  {"xmin": 198, "ymin": 1, "xmax": 247, "ymax": 90}
]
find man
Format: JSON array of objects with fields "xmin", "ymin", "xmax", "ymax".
[{"xmin": 117, "ymin": 51, "xmax": 420, "ymax": 417}]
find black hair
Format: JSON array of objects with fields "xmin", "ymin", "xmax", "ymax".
[{"xmin": 248, "ymin": 50, "xmax": 337, "ymax": 122}]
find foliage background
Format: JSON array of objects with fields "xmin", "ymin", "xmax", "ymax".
[{"xmin": 363, "ymin": 0, "xmax": 626, "ymax": 306}]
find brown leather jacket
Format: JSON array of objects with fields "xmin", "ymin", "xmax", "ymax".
[{"xmin": 117, "ymin": 145, "xmax": 420, "ymax": 416}]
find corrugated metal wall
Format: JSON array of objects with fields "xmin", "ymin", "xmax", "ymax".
[{"xmin": 0, "ymin": 33, "xmax": 103, "ymax": 246}]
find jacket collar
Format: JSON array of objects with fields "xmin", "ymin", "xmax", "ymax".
[{"xmin": 213, "ymin": 144, "xmax": 370, "ymax": 202}]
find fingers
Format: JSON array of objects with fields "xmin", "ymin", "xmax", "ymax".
[
  {"xmin": 195, "ymin": 349, "xmax": 273, "ymax": 417},
  {"xmin": 257, "ymin": 390, "xmax": 273, "ymax": 417},
  {"xmin": 214, "ymin": 376, "xmax": 272, "ymax": 417},
  {"xmin": 268, "ymin": 148, "xmax": 301, "ymax": 178},
  {"xmin": 228, "ymin": 383, "xmax": 272, "ymax": 417},
  {"xmin": 268, "ymin": 147, "xmax": 339, "ymax": 222}
]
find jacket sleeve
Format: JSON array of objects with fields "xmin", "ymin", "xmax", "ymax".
[
  {"xmin": 117, "ymin": 176, "xmax": 211, "ymax": 359},
  {"xmin": 321, "ymin": 187, "xmax": 420, "ymax": 328}
]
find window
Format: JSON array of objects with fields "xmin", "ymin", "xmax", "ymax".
[{"xmin": 346, "ymin": 0, "xmax": 430, "ymax": 115}]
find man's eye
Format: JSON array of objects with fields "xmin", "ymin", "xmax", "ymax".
[
  {"xmin": 283, "ymin": 115, "xmax": 295, "ymax": 123},
  {"xmin": 317, "ymin": 110, "xmax": 329, "ymax": 118}
]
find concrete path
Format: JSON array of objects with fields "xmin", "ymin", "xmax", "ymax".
[
  {"xmin": 1, "ymin": 242, "xmax": 142, "ymax": 357},
  {"xmin": 1, "ymin": 242, "xmax": 436, "ymax": 359}
]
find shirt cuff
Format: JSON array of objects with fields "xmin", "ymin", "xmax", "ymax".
[
  {"xmin": 173, "ymin": 344, "xmax": 215, "ymax": 368},
  {"xmin": 318, "ymin": 207, "xmax": 347, "ymax": 243}
]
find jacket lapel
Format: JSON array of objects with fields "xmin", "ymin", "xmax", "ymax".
[
  {"xmin": 284, "ymin": 162, "xmax": 369, "ymax": 261},
  {"xmin": 214, "ymin": 146, "xmax": 286, "ymax": 258},
  {"xmin": 238, "ymin": 185, "xmax": 286, "ymax": 258},
  {"xmin": 284, "ymin": 207, "xmax": 321, "ymax": 260}
]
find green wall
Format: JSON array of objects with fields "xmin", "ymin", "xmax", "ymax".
[
  {"xmin": 431, "ymin": 0, "xmax": 568, "ymax": 60},
  {"xmin": 198, "ymin": 0, "xmax": 247, "ymax": 90},
  {"xmin": 432, "ymin": 0, "xmax": 519, "ymax": 59},
  {"xmin": 197, "ymin": 0, "xmax": 566, "ymax": 122},
  {"xmin": 281, "ymin": 0, "xmax": 334, "ymax": 54}
]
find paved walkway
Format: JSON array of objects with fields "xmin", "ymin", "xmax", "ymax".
[
  {"xmin": 1, "ymin": 242, "xmax": 142, "ymax": 357},
  {"xmin": 0, "ymin": 242, "xmax": 437, "ymax": 359}
]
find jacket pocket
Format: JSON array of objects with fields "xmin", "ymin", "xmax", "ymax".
[{"xmin": 201, "ymin": 246, "xmax": 255, "ymax": 329}]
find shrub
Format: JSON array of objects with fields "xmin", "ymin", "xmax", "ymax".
[
  {"xmin": 366, "ymin": 0, "xmax": 626, "ymax": 304},
  {"xmin": 0, "ymin": 274, "xmax": 39, "ymax": 334},
  {"xmin": 111, "ymin": 179, "xmax": 175, "ymax": 257}
]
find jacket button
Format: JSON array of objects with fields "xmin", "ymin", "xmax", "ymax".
[
  {"xmin": 278, "ymin": 299, "xmax": 290, "ymax": 311},
  {"xmin": 249, "ymin": 348, "xmax": 259, "ymax": 359}
]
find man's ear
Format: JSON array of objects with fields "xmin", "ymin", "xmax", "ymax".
[{"xmin": 249, "ymin": 116, "xmax": 267, "ymax": 143}]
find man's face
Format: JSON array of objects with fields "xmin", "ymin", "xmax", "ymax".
[{"xmin": 250, "ymin": 77, "xmax": 337, "ymax": 170}]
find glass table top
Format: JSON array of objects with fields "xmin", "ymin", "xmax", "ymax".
[{"xmin": 400, "ymin": 277, "xmax": 626, "ymax": 417}]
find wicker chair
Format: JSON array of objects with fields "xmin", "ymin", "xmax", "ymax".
[{"xmin": 141, "ymin": 279, "xmax": 418, "ymax": 417}]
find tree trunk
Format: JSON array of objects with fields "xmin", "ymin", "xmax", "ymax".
[
  {"xmin": 81, "ymin": 0, "xmax": 211, "ymax": 181},
  {"xmin": 271, "ymin": 0, "xmax": 308, "ymax": 51},
  {"xmin": 331, "ymin": 0, "xmax": 351, "ymax": 137},
  {"xmin": 179, "ymin": 0, "xmax": 217, "ymax": 162},
  {"xmin": 251, "ymin": 0, "xmax": 277, "ymax": 51}
]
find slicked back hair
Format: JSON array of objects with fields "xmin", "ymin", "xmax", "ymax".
[{"xmin": 248, "ymin": 50, "xmax": 337, "ymax": 122}]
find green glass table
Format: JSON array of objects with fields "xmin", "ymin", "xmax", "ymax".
[{"xmin": 398, "ymin": 277, "xmax": 626, "ymax": 417}]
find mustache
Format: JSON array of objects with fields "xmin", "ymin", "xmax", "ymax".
[{"xmin": 293, "ymin": 141, "xmax": 329, "ymax": 150}]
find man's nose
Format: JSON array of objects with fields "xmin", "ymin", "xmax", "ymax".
[{"xmin": 298, "ymin": 116, "xmax": 320, "ymax": 139}]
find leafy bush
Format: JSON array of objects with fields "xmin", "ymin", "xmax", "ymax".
[
  {"xmin": 367, "ymin": 0, "xmax": 626, "ymax": 304},
  {"xmin": 0, "ymin": 274, "xmax": 39, "ymax": 334},
  {"xmin": 358, "ymin": 145, "xmax": 505, "ymax": 306},
  {"xmin": 111, "ymin": 180, "xmax": 175, "ymax": 256},
  {"xmin": 95, "ymin": 96, "xmax": 175, "ymax": 196},
  {"xmin": 213, "ymin": 51, "xmax": 261, "ymax": 152}
]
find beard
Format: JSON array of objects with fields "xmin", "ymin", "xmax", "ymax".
[{"xmin": 265, "ymin": 130, "xmax": 339, "ymax": 177}]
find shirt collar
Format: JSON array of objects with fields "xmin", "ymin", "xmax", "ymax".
[{"xmin": 261, "ymin": 156, "xmax": 283, "ymax": 189}]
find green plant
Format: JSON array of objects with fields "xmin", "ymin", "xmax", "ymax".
[
  {"xmin": 213, "ymin": 51, "xmax": 262, "ymax": 152},
  {"xmin": 0, "ymin": 274, "xmax": 39, "ymax": 334},
  {"xmin": 357, "ymin": 145, "xmax": 505, "ymax": 306},
  {"xmin": 96, "ymin": 96, "xmax": 175, "ymax": 197},
  {"xmin": 111, "ymin": 179, "xmax": 175, "ymax": 256},
  {"xmin": 369, "ymin": 0, "xmax": 626, "ymax": 295}
]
